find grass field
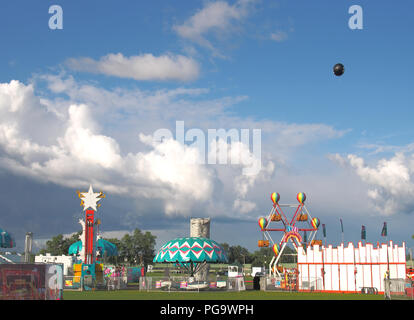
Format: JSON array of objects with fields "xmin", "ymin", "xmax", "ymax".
[{"xmin": 63, "ymin": 290, "xmax": 384, "ymax": 300}]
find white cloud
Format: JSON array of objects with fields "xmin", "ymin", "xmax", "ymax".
[
  {"xmin": 99, "ymin": 230, "xmax": 132, "ymax": 239},
  {"xmin": 0, "ymin": 76, "xmax": 347, "ymax": 224},
  {"xmin": 270, "ymin": 31, "xmax": 288, "ymax": 42},
  {"xmin": 173, "ymin": 0, "xmax": 255, "ymax": 55},
  {"xmin": 206, "ymin": 137, "xmax": 275, "ymax": 215},
  {"xmin": 331, "ymin": 152, "xmax": 414, "ymax": 216},
  {"xmin": 357, "ymin": 141, "xmax": 414, "ymax": 155},
  {"xmin": 233, "ymin": 198, "xmax": 256, "ymax": 214},
  {"xmin": 66, "ymin": 53, "xmax": 200, "ymax": 81},
  {"xmin": 59, "ymin": 104, "xmax": 122, "ymax": 169},
  {"xmin": 131, "ymin": 134, "xmax": 214, "ymax": 214},
  {"xmin": 0, "ymin": 80, "xmax": 214, "ymax": 216}
]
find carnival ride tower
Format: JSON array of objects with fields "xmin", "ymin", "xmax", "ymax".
[{"xmin": 76, "ymin": 185, "xmax": 105, "ymax": 265}]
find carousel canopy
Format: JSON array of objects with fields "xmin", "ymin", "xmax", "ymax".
[
  {"xmin": 153, "ymin": 237, "xmax": 228, "ymax": 264},
  {"xmin": 68, "ymin": 239, "xmax": 118, "ymax": 257},
  {"xmin": 0, "ymin": 228, "xmax": 15, "ymax": 248}
]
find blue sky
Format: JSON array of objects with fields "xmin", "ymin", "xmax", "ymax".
[{"xmin": 0, "ymin": 0, "xmax": 413, "ymax": 254}]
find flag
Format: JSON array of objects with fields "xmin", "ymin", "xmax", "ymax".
[
  {"xmin": 381, "ymin": 222, "xmax": 387, "ymax": 237},
  {"xmin": 361, "ymin": 225, "xmax": 366, "ymax": 240},
  {"xmin": 340, "ymin": 218, "xmax": 344, "ymax": 233},
  {"xmin": 322, "ymin": 224, "xmax": 326, "ymax": 238}
]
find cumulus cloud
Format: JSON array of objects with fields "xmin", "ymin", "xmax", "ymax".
[
  {"xmin": 0, "ymin": 76, "xmax": 347, "ymax": 224},
  {"xmin": 130, "ymin": 134, "xmax": 214, "ymax": 214},
  {"xmin": 66, "ymin": 53, "xmax": 200, "ymax": 81},
  {"xmin": 0, "ymin": 80, "xmax": 215, "ymax": 216},
  {"xmin": 330, "ymin": 152, "xmax": 414, "ymax": 216},
  {"xmin": 232, "ymin": 160, "xmax": 275, "ymax": 214},
  {"xmin": 205, "ymin": 136, "xmax": 275, "ymax": 214},
  {"xmin": 233, "ymin": 199, "xmax": 256, "ymax": 214},
  {"xmin": 59, "ymin": 104, "xmax": 122, "ymax": 169}
]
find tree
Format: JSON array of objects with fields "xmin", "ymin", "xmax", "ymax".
[
  {"xmin": 38, "ymin": 228, "xmax": 157, "ymax": 266},
  {"xmin": 229, "ymin": 245, "xmax": 252, "ymax": 265},
  {"xmin": 108, "ymin": 229, "xmax": 156, "ymax": 266},
  {"xmin": 251, "ymin": 247, "xmax": 273, "ymax": 267},
  {"xmin": 38, "ymin": 231, "xmax": 82, "ymax": 256},
  {"xmin": 220, "ymin": 243, "xmax": 252, "ymax": 265},
  {"xmin": 220, "ymin": 243, "xmax": 230, "ymax": 258},
  {"xmin": 279, "ymin": 246, "xmax": 297, "ymax": 264},
  {"xmin": 250, "ymin": 245, "xmax": 298, "ymax": 267}
]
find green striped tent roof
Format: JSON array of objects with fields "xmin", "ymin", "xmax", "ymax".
[{"xmin": 153, "ymin": 237, "xmax": 228, "ymax": 263}]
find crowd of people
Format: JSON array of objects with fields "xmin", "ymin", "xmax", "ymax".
[{"xmin": 104, "ymin": 265, "xmax": 126, "ymax": 278}]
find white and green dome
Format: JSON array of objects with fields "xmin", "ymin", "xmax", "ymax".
[{"xmin": 153, "ymin": 237, "xmax": 228, "ymax": 264}]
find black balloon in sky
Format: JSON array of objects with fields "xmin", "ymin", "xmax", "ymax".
[{"xmin": 333, "ymin": 63, "xmax": 345, "ymax": 76}]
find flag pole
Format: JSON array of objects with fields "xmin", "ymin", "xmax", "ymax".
[
  {"xmin": 387, "ymin": 242, "xmax": 390, "ymax": 279},
  {"xmin": 321, "ymin": 223, "xmax": 327, "ymax": 290},
  {"xmin": 322, "ymin": 224, "xmax": 327, "ymax": 247},
  {"xmin": 382, "ymin": 222, "xmax": 390, "ymax": 279}
]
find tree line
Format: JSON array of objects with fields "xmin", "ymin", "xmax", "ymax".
[
  {"xmin": 38, "ymin": 228, "xmax": 156, "ymax": 267},
  {"xmin": 38, "ymin": 229, "xmax": 297, "ymax": 267},
  {"xmin": 219, "ymin": 243, "xmax": 297, "ymax": 266}
]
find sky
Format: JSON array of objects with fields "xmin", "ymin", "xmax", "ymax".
[{"xmin": 0, "ymin": 0, "xmax": 413, "ymax": 255}]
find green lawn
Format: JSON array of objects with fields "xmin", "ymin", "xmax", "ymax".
[{"xmin": 63, "ymin": 290, "xmax": 384, "ymax": 300}]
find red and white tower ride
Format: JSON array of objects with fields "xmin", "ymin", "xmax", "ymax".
[{"xmin": 76, "ymin": 185, "xmax": 105, "ymax": 265}]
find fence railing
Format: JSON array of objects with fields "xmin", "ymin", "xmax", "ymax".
[
  {"xmin": 106, "ymin": 276, "xmax": 128, "ymax": 290},
  {"xmin": 384, "ymin": 278, "xmax": 414, "ymax": 300},
  {"xmin": 64, "ymin": 275, "xmax": 127, "ymax": 291},
  {"xmin": 299, "ymin": 277, "xmax": 323, "ymax": 291},
  {"xmin": 259, "ymin": 275, "xmax": 301, "ymax": 292},
  {"xmin": 140, "ymin": 276, "xmax": 232, "ymax": 292},
  {"xmin": 63, "ymin": 274, "xmax": 245, "ymax": 292}
]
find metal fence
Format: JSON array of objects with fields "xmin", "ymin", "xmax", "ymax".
[
  {"xmin": 227, "ymin": 277, "xmax": 246, "ymax": 291},
  {"xmin": 63, "ymin": 274, "xmax": 243, "ymax": 292},
  {"xmin": 384, "ymin": 278, "xmax": 414, "ymax": 300},
  {"xmin": 64, "ymin": 275, "xmax": 127, "ymax": 291},
  {"xmin": 63, "ymin": 273, "xmax": 414, "ymax": 298},
  {"xmin": 139, "ymin": 276, "xmax": 232, "ymax": 292},
  {"xmin": 298, "ymin": 277, "xmax": 323, "ymax": 291},
  {"xmin": 259, "ymin": 275, "xmax": 303, "ymax": 292},
  {"xmin": 106, "ymin": 276, "xmax": 128, "ymax": 290}
]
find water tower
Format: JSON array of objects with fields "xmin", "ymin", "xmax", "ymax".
[{"xmin": 190, "ymin": 218, "xmax": 211, "ymax": 281}]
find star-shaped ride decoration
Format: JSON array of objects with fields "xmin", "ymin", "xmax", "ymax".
[{"xmin": 76, "ymin": 185, "xmax": 105, "ymax": 211}]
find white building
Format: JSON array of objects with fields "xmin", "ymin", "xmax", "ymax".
[
  {"xmin": 252, "ymin": 267, "xmax": 265, "ymax": 277},
  {"xmin": 35, "ymin": 254, "xmax": 76, "ymax": 275},
  {"xmin": 297, "ymin": 241, "xmax": 406, "ymax": 294}
]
